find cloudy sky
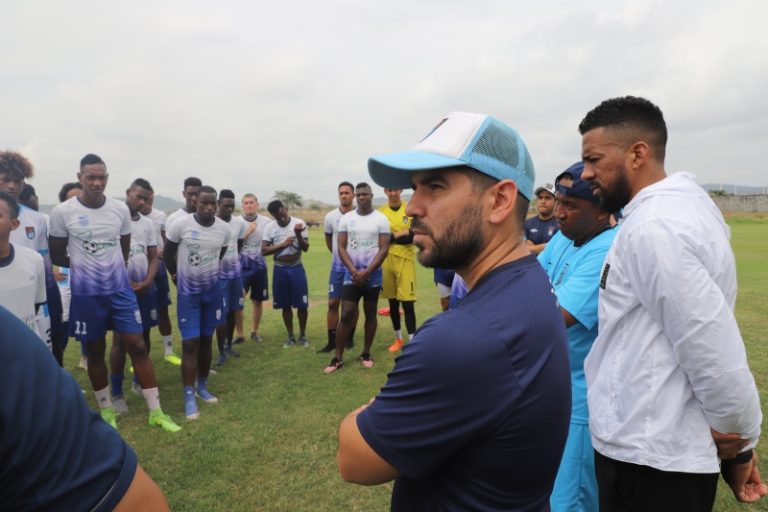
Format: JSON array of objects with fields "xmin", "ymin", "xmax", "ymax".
[{"xmin": 3, "ymin": 0, "xmax": 766, "ymax": 204}]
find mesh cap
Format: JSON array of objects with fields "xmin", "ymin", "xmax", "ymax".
[{"xmin": 368, "ymin": 112, "xmax": 536, "ymax": 199}]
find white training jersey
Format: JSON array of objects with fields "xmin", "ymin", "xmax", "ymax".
[
  {"xmin": 262, "ymin": 217, "xmax": 308, "ymax": 261},
  {"xmin": 50, "ymin": 197, "xmax": 132, "ymax": 296},
  {"xmin": 165, "ymin": 208, "xmax": 191, "ymax": 232},
  {"xmin": 324, "ymin": 208, "xmax": 346, "ymax": 272},
  {"xmin": 11, "ymin": 205, "xmax": 55, "ymax": 287},
  {"xmin": 166, "ymin": 215, "xmax": 230, "ymax": 295},
  {"xmin": 0, "ymin": 244, "xmax": 47, "ymax": 342},
  {"xmin": 338, "ymin": 210, "xmax": 390, "ymax": 271},
  {"xmin": 127, "ymin": 214, "xmax": 157, "ymax": 285},
  {"xmin": 219, "ymin": 216, "xmax": 246, "ymax": 279},
  {"xmin": 236, "ymin": 214, "xmax": 271, "ymax": 269},
  {"xmin": 144, "ymin": 208, "xmax": 167, "ymax": 254}
]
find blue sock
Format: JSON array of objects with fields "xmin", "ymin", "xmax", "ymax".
[
  {"xmin": 184, "ymin": 386, "xmax": 195, "ymax": 399},
  {"xmin": 111, "ymin": 374, "xmax": 124, "ymax": 397},
  {"xmin": 197, "ymin": 377, "xmax": 208, "ymax": 391}
]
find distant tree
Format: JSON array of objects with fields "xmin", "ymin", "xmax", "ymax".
[
  {"xmin": 273, "ymin": 190, "xmax": 303, "ymax": 209},
  {"xmin": 709, "ymin": 189, "xmax": 731, "ymax": 197}
]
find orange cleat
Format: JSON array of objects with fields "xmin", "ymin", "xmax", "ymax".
[{"xmin": 388, "ymin": 338, "xmax": 404, "ymax": 353}]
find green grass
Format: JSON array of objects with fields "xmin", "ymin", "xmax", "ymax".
[{"xmin": 62, "ymin": 221, "xmax": 768, "ymax": 511}]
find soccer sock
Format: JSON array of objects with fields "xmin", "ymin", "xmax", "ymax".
[
  {"xmin": 328, "ymin": 329, "xmax": 336, "ymax": 346},
  {"xmin": 197, "ymin": 376, "xmax": 209, "ymax": 391},
  {"xmin": 184, "ymin": 386, "xmax": 195, "ymax": 400},
  {"xmin": 163, "ymin": 335, "xmax": 173, "ymax": 355},
  {"xmin": 110, "ymin": 374, "xmax": 124, "ymax": 398},
  {"xmin": 407, "ymin": 333, "xmax": 414, "ymax": 342},
  {"xmin": 395, "ymin": 329, "xmax": 403, "ymax": 340},
  {"xmin": 142, "ymin": 387, "xmax": 161, "ymax": 411},
  {"xmin": 94, "ymin": 386, "xmax": 113, "ymax": 410}
]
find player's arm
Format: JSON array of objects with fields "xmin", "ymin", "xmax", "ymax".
[
  {"xmin": 237, "ymin": 238, "xmax": 244, "ymax": 254},
  {"xmin": 325, "ymin": 232, "xmax": 333, "ymax": 253},
  {"xmin": 337, "ymin": 231, "xmax": 356, "ymax": 275},
  {"xmin": 163, "ymin": 241, "xmax": 178, "ymax": 278},
  {"xmin": 219, "ymin": 246, "xmax": 227, "ymax": 261},
  {"xmin": 338, "ymin": 400, "xmax": 400, "ymax": 485},
  {"xmin": 260, "ymin": 240, "xmax": 280, "ymax": 256},
  {"xmin": 159, "ymin": 228, "xmax": 167, "ymax": 259},
  {"xmin": 368, "ymin": 233, "xmax": 391, "ymax": 274},
  {"xmin": 120, "ymin": 234, "xmax": 131, "ymax": 266},
  {"xmin": 49, "ymin": 236, "xmax": 70, "ymax": 268},
  {"xmin": 391, "ymin": 228, "xmax": 413, "ymax": 244},
  {"xmin": 134, "ymin": 246, "xmax": 159, "ymax": 295},
  {"xmin": 295, "ymin": 224, "xmax": 309, "ymax": 252}
]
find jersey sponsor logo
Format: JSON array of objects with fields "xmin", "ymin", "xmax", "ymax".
[
  {"xmin": 78, "ymin": 215, "xmax": 89, "ymax": 228},
  {"xmin": 25, "ymin": 226, "xmax": 35, "ymax": 239},
  {"xmin": 190, "ymin": 230, "xmax": 200, "ymax": 240},
  {"xmin": 600, "ymin": 263, "xmax": 610, "ymax": 290},
  {"xmin": 402, "ymin": 216, "xmax": 409, "ymax": 224}
]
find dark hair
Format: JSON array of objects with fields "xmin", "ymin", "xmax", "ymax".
[
  {"xmin": 0, "ymin": 191, "xmax": 20, "ymax": 219},
  {"xmin": 184, "ymin": 177, "xmax": 202, "ymax": 188},
  {"xmin": 80, "ymin": 153, "xmax": 105, "ymax": 168},
  {"xmin": 267, "ymin": 200, "xmax": 284, "ymax": 216},
  {"xmin": 130, "ymin": 178, "xmax": 153, "ymax": 193},
  {"xmin": 58, "ymin": 182, "xmax": 83, "ymax": 203},
  {"xmin": 219, "ymin": 189, "xmax": 235, "ymax": 200},
  {"xmin": 355, "ymin": 182, "xmax": 371, "ymax": 190},
  {"xmin": 19, "ymin": 184, "xmax": 36, "ymax": 202},
  {"xmin": 199, "ymin": 185, "xmax": 217, "ymax": 196},
  {"xmin": 0, "ymin": 151, "xmax": 34, "ymax": 179},
  {"xmin": 338, "ymin": 181, "xmax": 354, "ymax": 192},
  {"xmin": 578, "ymin": 96, "xmax": 667, "ymax": 161}
]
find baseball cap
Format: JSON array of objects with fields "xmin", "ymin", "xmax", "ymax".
[
  {"xmin": 555, "ymin": 162, "xmax": 599, "ymax": 204},
  {"xmin": 368, "ymin": 111, "xmax": 536, "ymax": 200},
  {"xmin": 534, "ymin": 183, "xmax": 556, "ymax": 197}
]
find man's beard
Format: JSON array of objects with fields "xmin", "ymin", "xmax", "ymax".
[
  {"xmin": 414, "ymin": 203, "xmax": 485, "ymax": 269},
  {"xmin": 599, "ymin": 164, "xmax": 632, "ymax": 213}
]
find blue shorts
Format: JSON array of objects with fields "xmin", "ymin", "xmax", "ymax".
[
  {"xmin": 242, "ymin": 265, "xmax": 269, "ymax": 302},
  {"xmin": 69, "ymin": 289, "xmax": 142, "ymax": 342},
  {"xmin": 550, "ymin": 422, "xmax": 598, "ymax": 511},
  {"xmin": 177, "ymin": 288, "xmax": 223, "ymax": 340},
  {"xmin": 46, "ymin": 284, "xmax": 64, "ymax": 338},
  {"xmin": 153, "ymin": 260, "xmax": 172, "ymax": 307},
  {"xmin": 220, "ymin": 276, "xmax": 244, "ymax": 315},
  {"xmin": 272, "ymin": 264, "xmax": 308, "ymax": 310},
  {"xmin": 342, "ymin": 267, "xmax": 383, "ymax": 289},
  {"xmin": 328, "ymin": 269, "xmax": 345, "ymax": 299},
  {"xmin": 136, "ymin": 289, "xmax": 159, "ymax": 330}
]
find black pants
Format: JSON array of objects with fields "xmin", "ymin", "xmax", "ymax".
[{"xmin": 594, "ymin": 450, "xmax": 719, "ymax": 512}]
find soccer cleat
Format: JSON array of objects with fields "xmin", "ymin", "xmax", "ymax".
[
  {"xmin": 232, "ymin": 336, "xmax": 245, "ymax": 345},
  {"xmin": 299, "ymin": 335, "xmax": 310, "ymax": 347},
  {"xmin": 283, "ymin": 336, "xmax": 296, "ymax": 348},
  {"xmin": 216, "ymin": 352, "xmax": 227, "ymax": 366},
  {"xmin": 149, "ymin": 409, "xmax": 182, "ymax": 432},
  {"xmin": 184, "ymin": 396, "xmax": 199, "ymax": 420},
  {"xmin": 101, "ymin": 406, "xmax": 118, "ymax": 429},
  {"xmin": 250, "ymin": 332, "xmax": 264, "ymax": 343},
  {"xmin": 359, "ymin": 353, "xmax": 374, "ymax": 369},
  {"xmin": 164, "ymin": 353, "xmax": 182, "ymax": 366},
  {"xmin": 388, "ymin": 338, "xmax": 404, "ymax": 353},
  {"xmin": 324, "ymin": 357, "xmax": 344, "ymax": 374},
  {"xmin": 113, "ymin": 396, "xmax": 129, "ymax": 414},
  {"xmin": 377, "ymin": 306, "xmax": 391, "ymax": 316},
  {"xmin": 224, "ymin": 344, "xmax": 240, "ymax": 358},
  {"xmin": 316, "ymin": 343, "xmax": 334, "ymax": 353},
  {"xmin": 196, "ymin": 387, "xmax": 219, "ymax": 404}
]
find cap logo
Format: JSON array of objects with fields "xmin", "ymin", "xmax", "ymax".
[{"xmin": 419, "ymin": 117, "xmax": 449, "ymax": 143}]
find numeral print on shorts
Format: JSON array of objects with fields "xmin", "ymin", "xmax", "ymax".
[{"xmin": 74, "ymin": 321, "xmax": 88, "ymax": 336}]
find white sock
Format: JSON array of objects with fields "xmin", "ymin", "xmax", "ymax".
[
  {"xmin": 94, "ymin": 386, "xmax": 113, "ymax": 409},
  {"xmin": 395, "ymin": 329, "xmax": 403, "ymax": 340},
  {"xmin": 163, "ymin": 335, "xmax": 173, "ymax": 355},
  {"xmin": 142, "ymin": 387, "xmax": 161, "ymax": 411},
  {"xmin": 408, "ymin": 333, "xmax": 414, "ymax": 342}
]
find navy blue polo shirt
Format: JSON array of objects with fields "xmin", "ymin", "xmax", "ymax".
[
  {"xmin": 525, "ymin": 216, "xmax": 559, "ymax": 245},
  {"xmin": 358, "ymin": 255, "xmax": 571, "ymax": 511}
]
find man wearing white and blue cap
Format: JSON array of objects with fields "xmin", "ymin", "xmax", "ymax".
[{"xmin": 336, "ymin": 112, "xmax": 571, "ymax": 510}]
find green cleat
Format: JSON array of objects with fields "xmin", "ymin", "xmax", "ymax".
[
  {"xmin": 164, "ymin": 353, "xmax": 182, "ymax": 366},
  {"xmin": 149, "ymin": 409, "xmax": 181, "ymax": 432},
  {"xmin": 101, "ymin": 406, "xmax": 118, "ymax": 429}
]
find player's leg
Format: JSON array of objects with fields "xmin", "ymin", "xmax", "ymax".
[
  {"xmin": 324, "ymin": 285, "xmax": 361, "ymax": 373},
  {"xmin": 291, "ymin": 264, "xmax": 310, "ymax": 346},
  {"xmin": 322, "ymin": 268, "xmax": 343, "ymax": 353},
  {"xmin": 110, "ymin": 332, "xmax": 129, "ymax": 414},
  {"xmin": 395, "ymin": 257, "xmax": 417, "ymax": 349},
  {"xmin": 195, "ymin": 291, "xmax": 219, "ymax": 406},
  {"xmin": 178, "ymin": 292, "xmax": 203, "ymax": 420},
  {"xmin": 250, "ymin": 265, "xmax": 268, "ymax": 342},
  {"xmin": 360, "ymin": 286, "xmax": 380, "ymax": 368},
  {"xmin": 273, "ymin": 265, "xmax": 294, "ymax": 345},
  {"xmin": 155, "ymin": 262, "xmax": 180, "ymax": 365},
  {"xmin": 215, "ymin": 280, "xmax": 230, "ymax": 365},
  {"xmin": 223, "ymin": 277, "xmax": 243, "ymax": 356}
]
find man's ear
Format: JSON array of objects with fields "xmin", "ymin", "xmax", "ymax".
[{"xmin": 487, "ymin": 179, "xmax": 519, "ymax": 225}]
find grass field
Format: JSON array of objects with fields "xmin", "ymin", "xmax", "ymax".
[{"xmin": 63, "ymin": 219, "xmax": 768, "ymax": 511}]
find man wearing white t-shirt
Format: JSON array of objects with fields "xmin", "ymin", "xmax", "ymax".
[
  {"xmin": 49, "ymin": 154, "xmax": 180, "ymax": 433},
  {"xmin": 0, "ymin": 192, "xmax": 47, "ymax": 342},
  {"xmin": 141, "ymin": 191, "xmax": 182, "ymax": 365},
  {"xmin": 323, "ymin": 183, "xmax": 389, "ymax": 374},
  {"xmin": 164, "ymin": 186, "xmax": 230, "ymax": 420},
  {"xmin": 165, "ymin": 176, "xmax": 201, "ymax": 232},
  {"xmin": 262, "ymin": 200, "xmax": 310, "ymax": 347}
]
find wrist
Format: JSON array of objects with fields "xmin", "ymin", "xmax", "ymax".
[{"xmin": 722, "ymin": 449, "xmax": 753, "ymax": 467}]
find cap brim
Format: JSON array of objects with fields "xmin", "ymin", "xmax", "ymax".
[{"xmin": 368, "ymin": 150, "xmax": 466, "ymax": 189}]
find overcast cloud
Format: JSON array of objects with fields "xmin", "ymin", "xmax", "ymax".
[{"xmin": 2, "ymin": 0, "xmax": 766, "ymax": 204}]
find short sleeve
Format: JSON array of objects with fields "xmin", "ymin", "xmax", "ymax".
[
  {"xmin": 166, "ymin": 218, "xmax": 182, "ymax": 244},
  {"xmin": 118, "ymin": 204, "xmax": 132, "ymax": 237},
  {"xmin": 49, "ymin": 206, "xmax": 67, "ymax": 238},
  {"xmin": 35, "ymin": 255, "xmax": 46, "ymax": 304},
  {"xmin": 338, "ymin": 215, "xmax": 349, "ymax": 233},
  {"xmin": 324, "ymin": 212, "xmax": 334, "ymax": 235}
]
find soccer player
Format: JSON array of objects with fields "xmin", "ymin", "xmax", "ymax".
[
  {"xmin": 0, "ymin": 191, "xmax": 46, "ymax": 341},
  {"xmin": 0, "ymin": 151, "xmax": 65, "ymax": 364},
  {"xmin": 234, "ymin": 193, "xmax": 271, "ymax": 343},
  {"xmin": 164, "ymin": 185, "xmax": 230, "ymax": 420},
  {"xmin": 318, "ymin": 181, "xmax": 356, "ymax": 353},
  {"xmin": 524, "ymin": 182, "xmax": 558, "ymax": 254},
  {"xmin": 262, "ymin": 200, "xmax": 310, "ymax": 347},
  {"xmin": 378, "ymin": 188, "xmax": 417, "ymax": 353},
  {"xmin": 110, "ymin": 179, "xmax": 161, "ymax": 415},
  {"xmin": 323, "ymin": 182, "xmax": 390, "ymax": 373},
  {"xmin": 166, "ymin": 176, "xmax": 202, "ymax": 230},
  {"xmin": 537, "ymin": 163, "xmax": 617, "ymax": 511},
  {"xmin": 580, "ymin": 96, "xmax": 764, "ymax": 509},
  {"xmin": 49, "ymin": 154, "xmax": 180, "ymax": 432},
  {"xmin": 214, "ymin": 189, "xmax": 246, "ymax": 365},
  {"xmin": 141, "ymin": 189, "xmax": 182, "ymax": 365}
]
